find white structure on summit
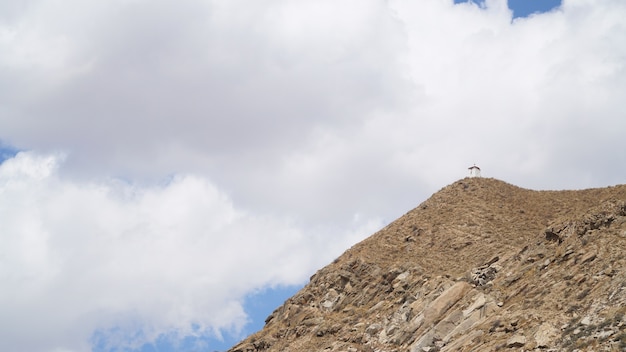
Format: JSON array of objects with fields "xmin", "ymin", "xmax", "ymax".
[{"xmin": 468, "ymin": 165, "xmax": 481, "ymax": 178}]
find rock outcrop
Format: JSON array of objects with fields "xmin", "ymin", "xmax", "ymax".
[{"xmin": 229, "ymin": 178, "xmax": 626, "ymax": 351}]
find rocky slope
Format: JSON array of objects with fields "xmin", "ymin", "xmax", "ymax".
[{"xmin": 228, "ymin": 178, "xmax": 626, "ymax": 351}]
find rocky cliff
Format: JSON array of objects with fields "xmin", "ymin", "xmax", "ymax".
[{"xmin": 229, "ymin": 178, "xmax": 626, "ymax": 351}]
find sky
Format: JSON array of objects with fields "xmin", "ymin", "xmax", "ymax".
[{"xmin": 1, "ymin": 0, "xmax": 625, "ymax": 351}]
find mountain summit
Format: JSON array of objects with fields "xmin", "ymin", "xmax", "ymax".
[{"xmin": 229, "ymin": 178, "xmax": 626, "ymax": 351}]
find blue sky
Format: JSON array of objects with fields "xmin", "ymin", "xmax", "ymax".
[
  {"xmin": 454, "ymin": 0, "xmax": 561, "ymax": 18},
  {"xmin": 507, "ymin": 0, "xmax": 561, "ymax": 17},
  {"xmin": 455, "ymin": 0, "xmax": 561, "ymax": 18},
  {"xmin": 0, "ymin": 145, "xmax": 17, "ymax": 163},
  {"xmin": 2, "ymin": 0, "xmax": 626, "ymax": 351}
]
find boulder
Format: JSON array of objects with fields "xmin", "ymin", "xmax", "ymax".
[
  {"xmin": 423, "ymin": 282, "xmax": 471, "ymax": 326},
  {"xmin": 506, "ymin": 335, "xmax": 526, "ymax": 348}
]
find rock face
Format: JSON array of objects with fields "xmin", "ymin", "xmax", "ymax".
[{"xmin": 229, "ymin": 178, "xmax": 626, "ymax": 352}]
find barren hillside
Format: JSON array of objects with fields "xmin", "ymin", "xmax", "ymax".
[{"xmin": 229, "ymin": 177, "xmax": 626, "ymax": 351}]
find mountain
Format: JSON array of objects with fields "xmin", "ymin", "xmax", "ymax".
[{"xmin": 228, "ymin": 177, "xmax": 626, "ymax": 351}]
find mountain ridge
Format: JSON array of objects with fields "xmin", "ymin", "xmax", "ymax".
[{"xmin": 229, "ymin": 177, "xmax": 626, "ymax": 351}]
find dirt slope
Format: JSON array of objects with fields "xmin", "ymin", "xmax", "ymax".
[{"xmin": 228, "ymin": 177, "xmax": 626, "ymax": 351}]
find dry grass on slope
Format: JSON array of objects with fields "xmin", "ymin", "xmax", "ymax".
[{"xmin": 344, "ymin": 178, "xmax": 626, "ymax": 276}]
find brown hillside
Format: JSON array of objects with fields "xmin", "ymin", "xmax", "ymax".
[{"xmin": 229, "ymin": 177, "xmax": 626, "ymax": 351}]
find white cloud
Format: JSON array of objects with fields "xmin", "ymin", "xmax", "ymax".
[
  {"xmin": 389, "ymin": 0, "xmax": 626, "ymax": 188},
  {"xmin": 0, "ymin": 0, "xmax": 626, "ymax": 350},
  {"xmin": 0, "ymin": 152, "xmax": 379, "ymax": 351}
]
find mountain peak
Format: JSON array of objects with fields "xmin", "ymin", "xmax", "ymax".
[{"xmin": 229, "ymin": 180, "xmax": 626, "ymax": 351}]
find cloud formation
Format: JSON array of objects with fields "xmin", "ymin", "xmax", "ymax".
[
  {"xmin": 0, "ymin": 152, "xmax": 377, "ymax": 351},
  {"xmin": 1, "ymin": 0, "xmax": 626, "ymax": 350}
]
